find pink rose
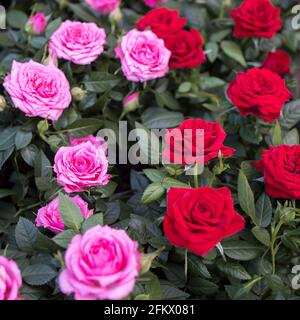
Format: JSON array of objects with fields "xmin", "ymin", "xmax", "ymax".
[
  {"xmin": 27, "ymin": 13, "xmax": 47, "ymax": 34},
  {"xmin": 85, "ymin": 0, "xmax": 121, "ymax": 14},
  {"xmin": 36, "ymin": 195, "xmax": 93, "ymax": 234},
  {"xmin": 54, "ymin": 135, "xmax": 111, "ymax": 193},
  {"xmin": 49, "ymin": 21, "xmax": 106, "ymax": 65},
  {"xmin": 115, "ymin": 29, "xmax": 171, "ymax": 82},
  {"xmin": 3, "ymin": 60, "xmax": 71, "ymax": 121},
  {"xmin": 144, "ymin": 0, "xmax": 168, "ymax": 8},
  {"xmin": 59, "ymin": 225, "xmax": 141, "ymax": 300},
  {"xmin": 0, "ymin": 256, "xmax": 22, "ymax": 300}
]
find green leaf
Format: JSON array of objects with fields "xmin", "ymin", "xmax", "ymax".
[
  {"xmin": 255, "ymin": 193, "xmax": 272, "ymax": 228},
  {"xmin": 0, "ymin": 189, "xmax": 15, "ymax": 199},
  {"xmin": 141, "ymin": 182, "xmax": 165, "ymax": 204},
  {"xmin": 155, "ymin": 91, "xmax": 180, "ymax": 110},
  {"xmin": 34, "ymin": 150, "xmax": 52, "ymax": 177},
  {"xmin": 0, "ymin": 147, "xmax": 14, "ymax": 170},
  {"xmin": 15, "ymin": 130, "xmax": 32, "ymax": 150},
  {"xmin": 145, "ymin": 273, "xmax": 162, "ymax": 300},
  {"xmin": 45, "ymin": 18, "xmax": 62, "ymax": 39},
  {"xmin": 217, "ymin": 260, "xmax": 251, "ymax": 280},
  {"xmin": 81, "ymin": 214, "xmax": 104, "ymax": 233},
  {"xmin": 23, "ymin": 264, "xmax": 57, "ymax": 286},
  {"xmin": 162, "ymin": 178, "xmax": 190, "ymax": 189},
  {"xmin": 15, "ymin": 218, "xmax": 38, "ymax": 253},
  {"xmin": 238, "ymin": 170, "xmax": 256, "ymax": 224},
  {"xmin": 143, "ymin": 169, "xmax": 165, "ymax": 182},
  {"xmin": 67, "ymin": 118, "xmax": 104, "ymax": 137},
  {"xmin": 222, "ymin": 240, "xmax": 262, "ymax": 261},
  {"xmin": 188, "ymin": 277, "xmax": 218, "ymax": 295},
  {"xmin": 280, "ymin": 100, "xmax": 300, "ymax": 130},
  {"xmin": 188, "ymin": 255, "xmax": 211, "ymax": 279},
  {"xmin": 21, "ymin": 144, "xmax": 39, "ymax": 167},
  {"xmin": 104, "ymin": 201, "xmax": 121, "ymax": 225},
  {"xmin": 161, "ymin": 285, "xmax": 190, "ymax": 300},
  {"xmin": 206, "ymin": 42, "xmax": 219, "ymax": 63},
  {"xmin": 283, "ymin": 128, "xmax": 299, "ymax": 146},
  {"xmin": 272, "ymin": 121, "xmax": 283, "ymax": 146},
  {"xmin": 7, "ymin": 10, "xmax": 28, "ymax": 29},
  {"xmin": 251, "ymin": 226, "xmax": 270, "ymax": 247},
  {"xmin": 84, "ymin": 72, "xmax": 121, "ymax": 93},
  {"xmin": 221, "ymin": 41, "xmax": 247, "ymax": 67},
  {"xmin": 52, "ymin": 230, "xmax": 77, "ymax": 249},
  {"xmin": 59, "ymin": 193, "xmax": 84, "ymax": 232},
  {"xmin": 0, "ymin": 127, "xmax": 18, "ymax": 151},
  {"xmin": 140, "ymin": 247, "xmax": 164, "ymax": 275},
  {"xmin": 142, "ymin": 108, "xmax": 184, "ymax": 129},
  {"xmin": 68, "ymin": 3, "xmax": 98, "ymax": 22}
]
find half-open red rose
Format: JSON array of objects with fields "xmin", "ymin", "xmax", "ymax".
[
  {"xmin": 136, "ymin": 7, "xmax": 186, "ymax": 38},
  {"xmin": 231, "ymin": 0, "xmax": 282, "ymax": 38},
  {"xmin": 262, "ymin": 50, "xmax": 291, "ymax": 76},
  {"xmin": 164, "ymin": 29, "xmax": 206, "ymax": 69},
  {"xmin": 227, "ymin": 68, "xmax": 292, "ymax": 122},
  {"xmin": 164, "ymin": 187, "xmax": 245, "ymax": 256},
  {"xmin": 253, "ymin": 145, "xmax": 300, "ymax": 199},
  {"xmin": 162, "ymin": 119, "xmax": 235, "ymax": 165}
]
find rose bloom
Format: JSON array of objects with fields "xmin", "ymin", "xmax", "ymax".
[
  {"xmin": 3, "ymin": 60, "xmax": 71, "ymax": 121},
  {"xmin": 162, "ymin": 119, "xmax": 235, "ymax": 165},
  {"xmin": 144, "ymin": 0, "xmax": 168, "ymax": 8},
  {"xmin": 36, "ymin": 195, "xmax": 93, "ymax": 234},
  {"xmin": 115, "ymin": 29, "xmax": 171, "ymax": 82},
  {"xmin": 59, "ymin": 225, "xmax": 141, "ymax": 300},
  {"xmin": 227, "ymin": 68, "xmax": 292, "ymax": 122},
  {"xmin": 136, "ymin": 7, "xmax": 186, "ymax": 39},
  {"xmin": 262, "ymin": 50, "xmax": 291, "ymax": 76},
  {"xmin": 85, "ymin": 0, "xmax": 120, "ymax": 14},
  {"xmin": 27, "ymin": 13, "xmax": 47, "ymax": 34},
  {"xmin": 164, "ymin": 187, "xmax": 245, "ymax": 256},
  {"xmin": 253, "ymin": 145, "xmax": 300, "ymax": 199},
  {"xmin": 0, "ymin": 256, "xmax": 22, "ymax": 300},
  {"xmin": 165, "ymin": 29, "xmax": 206, "ymax": 69},
  {"xmin": 49, "ymin": 21, "xmax": 106, "ymax": 65},
  {"xmin": 231, "ymin": 0, "xmax": 282, "ymax": 38},
  {"xmin": 54, "ymin": 135, "xmax": 110, "ymax": 193}
]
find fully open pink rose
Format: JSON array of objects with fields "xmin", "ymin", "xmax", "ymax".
[
  {"xmin": 59, "ymin": 225, "xmax": 141, "ymax": 300},
  {"xmin": 144, "ymin": 0, "xmax": 168, "ymax": 7},
  {"xmin": 0, "ymin": 256, "xmax": 22, "ymax": 300},
  {"xmin": 115, "ymin": 29, "xmax": 171, "ymax": 82},
  {"xmin": 36, "ymin": 195, "xmax": 93, "ymax": 234},
  {"xmin": 85, "ymin": 0, "xmax": 121, "ymax": 14},
  {"xmin": 49, "ymin": 21, "xmax": 106, "ymax": 65},
  {"xmin": 54, "ymin": 135, "xmax": 110, "ymax": 193},
  {"xmin": 3, "ymin": 60, "xmax": 71, "ymax": 121},
  {"xmin": 27, "ymin": 13, "xmax": 47, "ymax": 34}
]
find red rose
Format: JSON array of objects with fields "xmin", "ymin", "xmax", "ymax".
[
  {"xmin": 136, "ymin": 7, "xmax": 186, "ymax": 38},
  {"xmin": 164, "ymin": 187, "xmax": 245, "ymax": 256},
  {"xmin": 162, "ymin": 119, "xmax": 235, "ymax": 165},
  {"xmin": 227, "ymin": 68, "xmax": 292, "ymax": 122},
  {"xmin": 231, "ymin": 0, "xmax": 282, "ymax": 38},
  {"xmin": 262, "ymin": 50, "xmax": 291, "ymax": 76},
  {"xmin": 253, "ymin": 145, "xmax": 300, "ymax": 199},
  {"xmin": 164, "ymin": 29, "xmax": 206, "ymax": 69}
]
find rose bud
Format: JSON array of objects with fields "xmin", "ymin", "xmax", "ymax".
[
  {"xmin": 71, "ymin": 87, "xmax": 87, "ymax": 101},
  {"xmin": 0, "ymin": 95, "xmax": 7, "ymax": 111},
  {"xmin": 25, "ymin": 13, "xmax": 47, "ymax": 35},
  {"xmin": 122, "ymin": 92, "xmax": 140, "ymax": 116},
  {"xmin": 109, "ymin": 7, "xmax": 123, "ymax": 24}
]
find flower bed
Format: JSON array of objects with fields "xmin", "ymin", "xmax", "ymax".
[{"xmin": 0, "ymin": 0, "xmax": 300, "ymax": 301}]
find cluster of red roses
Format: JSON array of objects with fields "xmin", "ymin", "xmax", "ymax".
[
  {"xmin": 162, "ymin": 0, "xmax": 298, "ymax": 257},
  {"xmin": 136, "ymin": 7, "xmax": 206, "ymax": 69}
]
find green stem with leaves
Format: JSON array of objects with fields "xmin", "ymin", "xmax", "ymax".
[{"xmin": 270, "ymin": 221, "xmax": 284, "ymax": 274}]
